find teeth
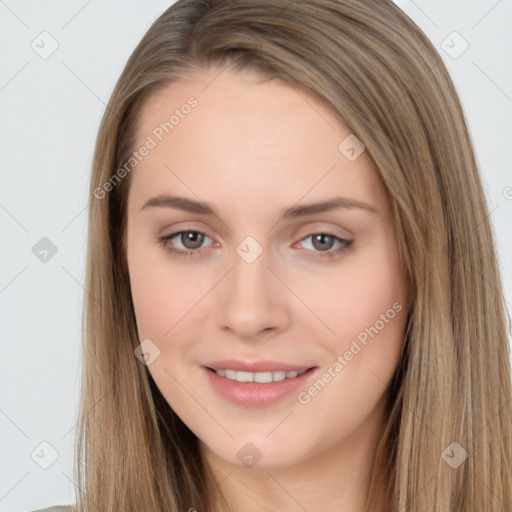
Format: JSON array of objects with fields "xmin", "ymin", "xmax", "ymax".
[
  {"xmin": 225, "ymin": 369, "xmax": 236, "ymax": 380},
  {"xmin": 213, "ymin": 368, "xmax": 308, "ymax": 383},
  {"xmin": 236, "ymin": 371, "xmax": 254, "ymax": 383},
  {"xmin": 254, "ymin": 372, "xmax": 272, "ymax": 383}
]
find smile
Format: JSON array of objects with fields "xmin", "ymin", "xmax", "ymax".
[
  {"xmin": 208, "ymin": 368, "xmax": 309, "ymax": 383},
  {"xmin": 203, "ymin": 364, "xmax": 318, "ymax": 407}
]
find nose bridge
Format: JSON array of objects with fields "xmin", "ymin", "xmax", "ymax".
[
  {"xmin": 216, "ymin": 237, "xmax": 289, "ymax": 338},
  {"xmin": 229, "ymin": 238, "xmax": 274, "ymax": 305}
]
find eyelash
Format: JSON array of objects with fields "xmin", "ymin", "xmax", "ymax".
[{"xmin": 157, "ymin": 230, "xmax": 353, "ymax": 260}]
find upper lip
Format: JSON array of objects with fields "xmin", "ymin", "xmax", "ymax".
[{"xmin": 204, "ymin": 359, "xmax": 316, "ymax": 373}]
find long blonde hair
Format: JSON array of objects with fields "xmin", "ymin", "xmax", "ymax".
[{"xmin": 74, "ymin": 0, "xmax": 512, "ymax": 510}]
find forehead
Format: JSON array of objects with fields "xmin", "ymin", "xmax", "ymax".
[
  {"xmin": 136, "ymin": 68, "xmax": 340, "ymax": 151},
  {"xmin": 128, "ymin": 68, "xmax": 387, "ymax": 216}
]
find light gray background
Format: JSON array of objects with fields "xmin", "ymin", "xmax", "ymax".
[{"xmin": 0, "ymin": 1, "xmax": 511, "ymax": 510}]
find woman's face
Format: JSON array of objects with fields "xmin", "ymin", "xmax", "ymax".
[{"xmin": 125, "ymin": 67, "xmax": 409, "ymax": 469}]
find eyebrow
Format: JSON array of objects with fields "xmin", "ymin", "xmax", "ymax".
[{"xmin": 140, "ymin": 194, "xmax": 379, "ymax": 218}]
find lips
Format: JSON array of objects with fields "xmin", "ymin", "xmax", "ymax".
[{"xmin": 202, "ymin": 359, "xmax": 318, "ymax": 407}]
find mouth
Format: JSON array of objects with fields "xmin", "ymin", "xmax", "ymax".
[{"xmin": 201, "ymin": 360, "xmax": 318, "ymax": 407}]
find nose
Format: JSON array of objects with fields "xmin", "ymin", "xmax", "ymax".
[{"xmin": 216, "ymin": 248, "xmax": 291, "ymax": 341}]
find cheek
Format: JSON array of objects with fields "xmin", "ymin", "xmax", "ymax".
[
  {"xmin": 127, "ymin": 237, "xmax": 205, "ymax": 342},
  {"xmin": 127, "ymin": 246, "xmax": 224, "ymax": 441},
  {"xmin": 330, "ymin": 266, "xmax": 406, "ymax": 351},
  {"xmin": 289, "ymin": 267, "xmax": 407, "ymax": 459},
  {"xmin": 308, "ymin": 234, "xmax": 408, "ymax": 394},
  {"xmin": 129, "ymin": 264, "xmax": 174, "ymax": 340},
  {"xmin": 298, "ymin": 236, "xmax": 407, "ymax": 352}
]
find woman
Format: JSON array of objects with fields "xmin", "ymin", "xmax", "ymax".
[{"xmin": 33, "ymin": 0, "xmax": 512, "ymax": 510}]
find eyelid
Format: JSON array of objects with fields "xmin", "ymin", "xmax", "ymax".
[
  {"xmin": 164, "ymin": 230, "xmax": 217, "ymax": 248},
  {"xmin": 157, "ymin": 221, "xmax": 216, "ymax": 238},
  {"xmin": 158, "ymin": 220, "xmax": 351, "ymax": 242},
  {"xmin": 292, "ymin": 221, "xmax": 353, "ymax": 240},
  {"xmin": 158, "ymin": 225, "xmax": 349, "ymax": 247}
]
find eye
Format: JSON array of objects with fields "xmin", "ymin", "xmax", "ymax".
[
  {"xmin": 157, "ymin": 230, "xmax": 215, "ymax": 258},
  {"xmin": 157, "ymin": 230, "xmax": 353, "ymax": 260},
  {"xmin": 297, "ymin": 233, "xmax": 353, "ymax": 259}
]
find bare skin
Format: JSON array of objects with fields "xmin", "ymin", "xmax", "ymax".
[{"xmin": 125, "ymin": 66, "xmax": 409, "ymax": 511}]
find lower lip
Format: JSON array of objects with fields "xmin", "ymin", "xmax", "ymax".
[{"xmin": 202, "ymin": 366, "xmax": 317, "ymax": 407}]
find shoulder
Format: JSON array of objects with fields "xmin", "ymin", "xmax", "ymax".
[{"xmin": 29, "ymin": 506, "xmax": 73, "ymax": 512}]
